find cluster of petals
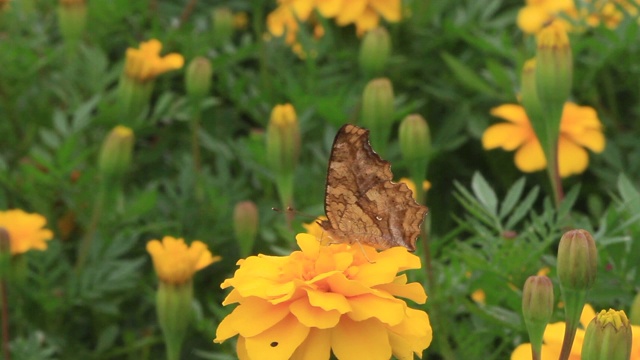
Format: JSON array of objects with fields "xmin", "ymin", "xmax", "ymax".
[
  {"xmin": 267, "ymin": 0, "xmax": 401, "ymax": 55},
  {"xmin": 146, "ymin": 236, "xmax": 220, "ymax": 285},
  {"xmin": 0, "ymin": 209, "xmax": 54, "ymax": 255},
  {"xmin": 124, "ymin": 39, "xmax": 184, "ymax": 82},
  {"xmin": 511, "ymin": 304, "xmax": 640, "ymax": 359},
  {"xmin": 482, "ymin": 102, "xmax": 605, "ymax": 178},
  {"xmin": 517, "ymin": 0, "xmax": 638, "ymax": 34},
  {"xmin": 214, "ymin": 227, "xmax": 432, "ymax": 359}
]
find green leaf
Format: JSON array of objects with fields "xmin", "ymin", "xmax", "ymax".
[
  {"xmin": 441, "ymin": 52, "xmax": 498, "ymax": 96},
  {"xmin": 471, "ymin": 172, "xmax": 498, "ymax": 215},
  {"xmin": 499, "ymin": 177, "xmax": 526, "ymax": 219}
]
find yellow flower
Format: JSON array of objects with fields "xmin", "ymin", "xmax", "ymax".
[
  {"xmin": 214, "ymin": 233, "xmax": 432, "ymax": 359},
  {"xmin": 398, "ymin": 178, "xmax": 431, "ymax": 201},
  {"xmin": 471, "ymin": 289, "xmax": 486, "ymax": 305},
  {"xmin": 512, "ymin": 304, "xmax": 640, "ymax": 359},
  {"xmin": 482, "ymin": 102, "xmax": 605, "ymax": 178},
  {"xmin": 124, "ymin": 39, "xmax": 184, "ymax": 82},
  {"xmin": 334, "ymin": 0, "xmax": 402, "ymax": 36},
  {"xmin": 517, "ymin": 0, "xmax": 638, "ymax": 34},
  {"xmin": 146, "ymin": 236, "xmax": 220, "ymax": 285},
  {"xmin": 0, "ymin": 209, "xmax": 54, "ymax": 255}
]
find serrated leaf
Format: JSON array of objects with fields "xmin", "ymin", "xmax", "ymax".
[{"xmin": 558, "ymin": 184, "xmax": 580, "ymax": 219}]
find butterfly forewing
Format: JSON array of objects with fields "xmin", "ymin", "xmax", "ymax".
[{"xmin": 320, "ymin": 124, "xmax": 428, "ymax": 251}]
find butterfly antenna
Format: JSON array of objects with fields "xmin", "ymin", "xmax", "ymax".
[{"xmin": 271, "ymin": 206, "xmax": 317, "ymax": 220}]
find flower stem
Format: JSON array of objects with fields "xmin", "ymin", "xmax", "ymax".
[
  {"xmin": 559, "ymin": 288, "xmax": 587, "ymax": 360},
  {"xmin": 76, "ymin": 183, "xmax": 107, "ymax": 271}
]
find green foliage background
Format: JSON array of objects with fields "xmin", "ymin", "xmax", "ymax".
[{"xmin": 1, "ymin": 0, "xmax": 640, "ymax": 359}]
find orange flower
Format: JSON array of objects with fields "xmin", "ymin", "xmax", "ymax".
[
  {"xmin": 147, "ymin": 236, "xmax": 220, "ymax": 284},
  {"xmin": 124, "ymin": 39, "xmax": 184, "ymax": 82},
  {"xmin": 215, "ymin": 228, "xmax": 432, "ymax": 359},
  {"xmin": 482, "ymin": 102, "xmax": 605, "ymax": 178},
  {"xmin": 0, "ymin": 209, "xmax": 54, "ymax": 255}
]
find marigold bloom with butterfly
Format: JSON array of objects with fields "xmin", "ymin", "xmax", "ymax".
[{"xmin": 214, "ymin": 229, "xmax": 432, "ymax": 359}]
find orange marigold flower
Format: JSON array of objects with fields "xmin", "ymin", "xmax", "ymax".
[
  {"xmin": 147, "ymin": 236, "xmax": 220, "ymax": 285},
  {"xmin": 124, "ymin": 39, "xmax": 184, "ymax": 82},
  {"xmin": 512, "ymin": 304, "xmax": 640, "ymax": 359},
  {"xmin": 214, "ymin": 231, "xmax": 432, "ymax": 359},
  {"xmin": 0, "ymin": 209, "xmax": 54, "ymax": 255},
  {"xmin": 482, "ymin": 102, "xmax": 605, "ymax": 178}
]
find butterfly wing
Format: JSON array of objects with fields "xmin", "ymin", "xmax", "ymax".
[{"xmin": 321, "ymin": 124, "xmax": 427, "ymax": 251}]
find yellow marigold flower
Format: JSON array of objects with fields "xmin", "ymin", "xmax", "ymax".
[
  {"xmin": 471, "ymin": 289, "xmax": 486, "ymax": 305},
  {"xmin": 399, "ymin": 178, "xmax": 431, "ymax": 201},
  {"xmin": 512, "ymin": 304, "xmax": 640, "ymax": 359},
  {"xmin": 482, "ymin": 102, "xmax": 605, "ymax": 178},
  {"xmin": 0, "ymin": 209, "xmax": 54, "ymax": 255},
  {"xmin": 214, "ymin": 233, "xmax": 433, "ymax": 359},
  {"xmin": 334, "ymin": 0, "xmax": 401, "ymax": 36},
  {"xmin": 147, "ymin": 236, "xmax": 220, "ymax": 285},
  {"xmin": 124, "ymin": 39, "xmax": 184, "ymax": 82},
  {"xmin": 517, "ymin": 0, "xmax": 638, "ymax": 34}
]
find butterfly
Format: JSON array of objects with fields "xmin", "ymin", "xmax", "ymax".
[{"xmin": 319, "ymin": 124, "xmax": 428, "ymax": 251}]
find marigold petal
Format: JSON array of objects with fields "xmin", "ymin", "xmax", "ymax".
[
  {"xmin": 388, "ymin": 307, "xmax": 432, "ymax": 340},
  {"xmin": 296, "ymin": 233, "xmax": 321, "ymax": 257},
  {"xmin": 290, "ymin": 298, "xmax": 341, "ymax": 328},
  {"xmin": 215, "ymin": 298, "xmax": 291, "ymax": 340},
  {"xmin": 490, "ymin": 104, "xmax": 529, "ymax": 124},
  {"xmin": 325, "ymin": 273, "xmax": 374, "ymax": 297},
  {"xmin": 161, "ymin": 53, "xmax": 185, "ymax": 71},
  {"xmin": 482, "ymin": 123, "xmax": 528, "ymax": 151},
  {"xmin": 335, "ymin": 0, "xmax": 367, "ymax": 25},
  {"xmin": 347, "ymin": 294, "xmax": 406, "ymax": 326},
  {"xmin": 189, "ymin": 240, "xmax": 217, "ymax": 271},
  {"xmin": 374, "ymin": 281, "xmax": 427, "ymax": 304},
  {"xmin": 514, "ymin": 139, "xmax": 546, "ymax": 172},
  {"xmin": 354, "ymin": 8, "xmax": 380, "ymax": 36},
  {"xmin": 388, "ymin": 331, "xmax": 413, "ymax": 360},
  {"xmin": 570, "ymin": 128, "xmax": 605, "ymax": 153},
  {"xmin": 316, "ymin": 0, "xmax": 343, "ymax": 18},
  {"xmin": 558, "ymin": 137, "xmax": 589, "ymax": 177},
  {"xmin": 306, "ymin": 288, "xmax": 351, "ymax": 313},
  {"xmin": 369, "ymin": 0, "xmax": 401, "ymax": 21},
  {"xmin": 517, "ymin": 6, "xmax": 551, "ymax": 34},
  {"xmin": 352, "ymin": 248, "xmax": 418, "ymax": 286},
  {"xmin": 332, "ymin": 317, "xmax": 391, "ymax": 360},
  {"xmin": 244, "ymin": 314, "xmax": 310, "ymax": 360},
  {"xmin": 290, "ymin": 327, "xmax": 332, "ymax": 360}
]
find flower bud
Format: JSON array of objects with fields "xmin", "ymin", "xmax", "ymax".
[
  {"xmin": 361, "ymin": 78, "xmax": 395, "ymax": 155},
  {"xmin": 185, "ymin": 56, "xmax": 212, "ymax": 99},
  {"xmin": 535, "ymin": 20, "xmax": 572, "ymax": 124},
  {"xmin": 266, "ymin": 104, "xmax": 300, "ymax": 210},
  {"xmin": 399, "ymin": 114, "xmax": 430, "ymax": 163},
  {"xmin": 233, "ymin": 201, "xmax": 258, "ymax": 257},
  {"xmin": 212, "ymin": 7, "xmax": 234, "ymax": 46},
  {"xmin": 57, "ymin": 0, "xmax": 87, "ymax": 46},
  {"xmin": 98, "ymin": 126, "xmax": 134, "ymax": 182},
  {"xmin": 523, "ymin": 275, "xmax": 554, "ymax": 325},
  {"xmin": 521, "ymin": 59, "xmax": 546, "ymax": 139},
  {"xmin": 582, "ymin": 309, "xmax": 632, "ymax": 360},
  {"xmin": 557, "ymin": 229, "xmax": 597, "ymax": 291},
  {"xmin": 359, "ymin": 27, "xmax": 391, "ymax": 76}
]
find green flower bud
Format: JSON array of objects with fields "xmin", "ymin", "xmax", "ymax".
[
  {"xmin": 399, "ymin": 114, "xmax": 430, "ymax": 162},
  {"xmin": 361, "ymin": 78, "xmax": 395, "ymax": 155},
  {"xmin": 212, "ymin": 7, "xmax": 234, "ymax": 46},
  {"xmin": 266, "ymin": 104, "xmax": 300, "ymax": 210},
  {"xmin": 98, "ymin": 126, "xmax": 134, "ymax": 182},
  {"xmin": 359, "ymin": 27, "xmax": 391, "ymax": 76},
  {"xmin": 582, "ymin": 309, "xmax": 632, "ymax": 360},
  {"xmin": 185, "ymin": 56, "xmax": 212, "ymax": 100},
  {"xmin": 535, "ymin": 20, "xmax": 572, "ymax": 104},
  {"xmin": 557, "ymin": 229, "xmax": 597, "ymax": 291},
  {"xmin": 157, "ymin": 281, "xmax": 193, "ymax": 360},
  {"xmin": 57, "ymin": 0, "xmax": 87, "ymax": 46},
  {"xmin": 522, "ymin": 275, "xmax": 554, "ymax": 359},
  {"xmin": 233, "ymin": 201, "xmax": 259, "ymax": 257}
]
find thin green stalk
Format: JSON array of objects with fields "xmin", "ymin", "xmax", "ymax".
[
  {"xmin": 76, "ymin": 183, "xmax": 107, "ymax": 271},
  {"xmin": 559, "ymin": 289, "xmax": 587, "ymax": 360},
  {"xmin": 1, "ymin": 276, "xmax": 9, "ymax": 360}
]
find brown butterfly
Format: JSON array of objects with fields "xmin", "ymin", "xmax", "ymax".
[{"xmin": 319, "ymin": 124, "xmax": 428, "ymax": 251}]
